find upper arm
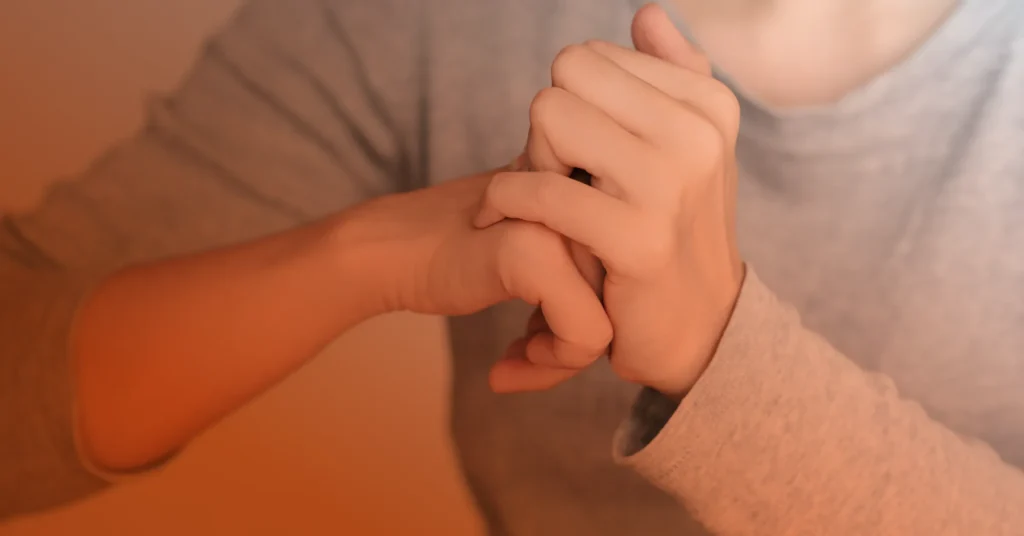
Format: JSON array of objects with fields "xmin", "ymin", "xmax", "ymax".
[{"xmin": 0, "ymin": 0, "xmax": 426, "ymax": 518}]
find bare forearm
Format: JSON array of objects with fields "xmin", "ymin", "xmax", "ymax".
[{"xmin": 72, "ymin": 213, "xmax": 386, "ymax": 471}]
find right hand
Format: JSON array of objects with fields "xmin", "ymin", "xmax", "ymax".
[{"xmin": 338, "ymin": 170, "xmax": 613, "ymax": 390}]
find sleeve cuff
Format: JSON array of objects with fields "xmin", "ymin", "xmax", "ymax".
[
  {"xmin": 612, "ymin": 268, "xmax": 786, "ymax": 465},
  {"xmin": 611, "ymin": 265, "xmax": 1024, "ymax": 535},
  {"xmin": 611, "ymin": 267, "xmax": 809, "ymax": 511}
]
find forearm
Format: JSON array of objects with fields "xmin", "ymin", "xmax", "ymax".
[
  {"xmin": 73, "ymin": 212, "xmax": 387, "ymax": 472},
  {"xmin": 617, "ymin": 269, "xmax": 1024, "ymax": 535}
]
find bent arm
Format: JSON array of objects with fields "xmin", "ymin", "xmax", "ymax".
[
  {"xmin": 617, "ymin": 269, "xmax": 1024, "ymax": 535},
  {"xmin": 72, "ymin": 211, "xmax": 386, "ymax": 473},
  {"xmin": 1, "ymin": 0, "xmax": 424, "ymax": 519}
]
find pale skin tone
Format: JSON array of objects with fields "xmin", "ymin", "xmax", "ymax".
[
  {"xmin": 673, "ymin": 0, "xmax": 958, "ymax": 107},
  {"xmin": 74, "ymin": 1, "xmax": 956, "ymax": 471}
]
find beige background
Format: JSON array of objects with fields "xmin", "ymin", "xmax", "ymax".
[{"xmin": 0, "ymin": 1, "xmax": 483, "ymax": 534}]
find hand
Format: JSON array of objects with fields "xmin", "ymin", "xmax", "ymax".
[
  {"xmin": 476, "ymin": 5, "xmax": 744, "ymax": 398},
  {"xmin": 338, "ymin": 170, "xmax": 612, "ymax": 388}
]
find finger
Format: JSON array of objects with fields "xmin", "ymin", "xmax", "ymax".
[
  {"xmin": 585, "ymin": 40, "xmax": 740, "ymax": 139},
  {"xmin": 568, "ymin": 239, "xmax": 605, "ymax": 296},
  {"xmin": 489, "ymin": 339, "xmax": 581, "ymax": 393},
  {"xmin": 497, "ymin": 222, "xmax": 613, "ymax": 367},
  {"xmin": 526, "ymin": 306, "xmax": 548, "ymax": 337},
  {"xmin": 508, "ymin": 152, "xmax": 531, "ymax": 172},
  {"xmin": 525, "ymin": 330, "xmax": 605, "ymax": 369},
  {"xmin": 526, "ymin": 86, "xmax": 657, "ymax": 197},
  {"xmin": 550, "ymin": 43, "xmax": 700, "ymax": 147},
  {"xmin": 631, "ymin": 3, "xmax": 712, "ymax": 75},
  {"xmin": 476, "ymin": 171, "xmax": 639, "ymax": 265}
]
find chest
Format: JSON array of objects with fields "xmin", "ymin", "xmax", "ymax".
[
  {"xmin": 733, "ymin": 106, "xmax": 1024, "ymax": 460},
  {"xmin": 428, "ymin": 0, "xmax": 1024, "ymax": 462}
]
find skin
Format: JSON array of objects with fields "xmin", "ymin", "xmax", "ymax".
[
  {"xmin": 673, "ymin": 0, "xmax": 959, "ymax": 107},
  {"xmin": 74, "ymin": 2, "xmax": 957, "ymax": 471},
  {"xmin": 484, "ymin": 10, "xmax": 744, "ymax": 397},
  {"xmin": 75, "ymin": 172, "xmax": 611, "ymax": 470}
]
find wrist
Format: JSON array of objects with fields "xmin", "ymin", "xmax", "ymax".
[
  {"xmin": 323, "ymin": 209, "xmax": 399, "ymax": 323},
  {"xmin": 658, "ymin": 262, "xmax": 746, "ymax": 400}
]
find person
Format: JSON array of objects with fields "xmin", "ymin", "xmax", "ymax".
[{"xmin": 1, "ymin": 0, "xmax": 1022, "ymax": 533}]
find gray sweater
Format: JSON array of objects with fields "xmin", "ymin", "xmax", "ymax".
[{"xmin": 2, "ymin": 0, "xmax": 1023, "ymax": 534}]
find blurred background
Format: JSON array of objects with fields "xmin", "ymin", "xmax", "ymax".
[{"xmin": 0, "ymin": 1, "xmax": 483, "ymax": 534}]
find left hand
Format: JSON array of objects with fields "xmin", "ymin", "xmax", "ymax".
[{"xmin": 476, "ymin": 4, "xmax": 745, "ymax": 399}]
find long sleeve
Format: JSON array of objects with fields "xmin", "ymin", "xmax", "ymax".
[
  {"xmin": 0, "ymin": 0, "xmax": 426, "ymax": 519},
  {"xmin": 615, "ymin": 269, "xmax": 1024, "ymax": 535}
]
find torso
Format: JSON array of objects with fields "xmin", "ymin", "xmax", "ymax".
[{"xmin": 422, "ymin": 0, "xmax": 1024, "ymax": 534}]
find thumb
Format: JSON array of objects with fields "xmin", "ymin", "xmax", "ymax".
[{"xmin": 631, "ymin": 3, "xmax": 712, "ymax": 75}]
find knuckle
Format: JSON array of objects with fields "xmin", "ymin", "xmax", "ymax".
[
  {"xmin": 706, "ymin": 79, "xmax": 742, "ymax": 136},
  {"xmin": 691, "ymin": 53, "xmax": 713, "ymax": 77},
  {"xmin": 530, "ymin": 173, "xmax": 563, "ymax": 212},
  {"xmin": 663, "ymin": 115, "xmax": 724, "ymax": 176},
  {"xmin": 529, "ymin": 86, "xmax": 563, "ymax": 126},
  {"xmin": 484, "ymin": 172, "xmax": 505, "ymax": 203},
  {"xmin": 564, "ymin": 320, "xmax": 612, "ymax": 366},
  {"xmin": 664, "ymin": 105, "xmax": 701, "ymax": 141},
  {"xmin": 595, "ymin": 322, "xmax": 614, "ymax": 351},
  {"xmin": 491, "ymin": 172, "xmax": 565, "ymax": 219},
  {"xmin": 610, "ymin": 357, "xmax": 644, "ymax": 384},
  {"xmin": 486, "ymin": 171, "xmax": 517, "ymax": 207},
  {"xmin": 683, "ymin": 118, "xmax": 728, "ymax": 177},
  {"xmin": 497, "ymin": 223, "xmax": 555, "ymax": 298},
  {"xmin": 550, "ymin": 43, "xmax": 590, "ymax": 86},
  {"xmin": 705, "ymin": 130, "xmax": 730, "ymax": 167},
  {"xmin": 697, "ymin": 119, "xmax": 728, "ymax": 157},
  {"xmin": 581, "ymin": 39, "xmax": 614, "ymax": 54},
  {"xmin": 664, "ymin": 82, "xmax": 739, "ymax": 168},
  {"xmin": 558, "ymin": 344, "xmax": 596, "ymax": 369}
]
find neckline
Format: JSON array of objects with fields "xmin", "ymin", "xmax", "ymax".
[{"xmin": 653, "ymin": 0, "xmax": 1010, "ymax": 153}]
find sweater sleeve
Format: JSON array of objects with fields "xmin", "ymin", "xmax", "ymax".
[
  {"xmin": 0, "ymin": 0, "xmax": 425, "ymax": 520},
  {"xmin": 615, "ymin": 268, "xmax": 1024, "ymax": 535}
]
